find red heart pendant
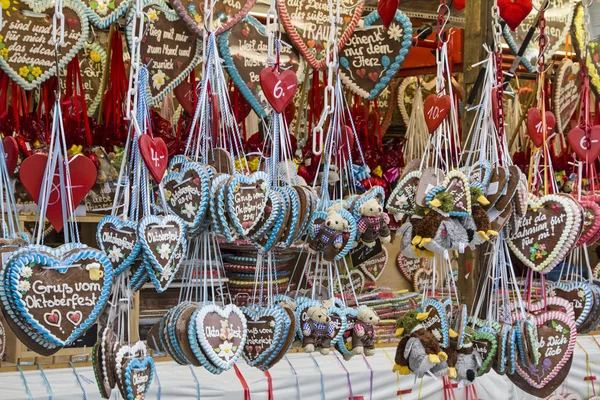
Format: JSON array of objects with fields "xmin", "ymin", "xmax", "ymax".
[
  {"xmin": 567, "ymin": 126, "xmax": 600, "ymax": 161},
  {"xmin": 424, "ymin": 94, "xmax": 451, "ymax": 133},
  {"xmin": 139, "ymin": 135, "xmax": 168, "ymax": 183},
  {"xmin": 259, "ymin": 68, "xmax": 298, "ymax": 113},
  {"xmin": 526, "ymin": 109, "xmax": 556, "ymax": 148},
  {"xmin": 174, "ymin": 81, "xmax": 195, "ymax": 114},
  {"xmin": 20, "ymin": 154, "xmax": 96, "ymax": 232},
  {"xmin": 498, "ymin": 0, "xmax": 532, "ymax": 31},
  {"xmin": 3, "ymin": 136, "xmax": 19, "ymax": 176}
]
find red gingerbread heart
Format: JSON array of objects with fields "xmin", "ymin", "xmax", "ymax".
[
  {"xmin": 259, "ymin": 68, "xmax": 298, "ymax": 114},
  {"xmin": 424, "ymin": 94, "xmax": 451, "ymax": 133},
  {"xmin": 567, "ymin": 126, "xmax": 600, "ymax": 161},
  {"xmin": 498, "ymin": 0, "xmax": 533, "ymax": 31},
  {"xmin": 526, "ymin": 109, "xmax": 556, "ymax": 148},
  {"xmin": 20, "ymin": 154, "xmax": 96, "ymax": 232},
  {"xmin": 139, "ymin": 135, "xmax": 168, "ymax": 183},
  {"xmin": 3, "ymin": 136, "xmax": 19, "ymax": 176}
]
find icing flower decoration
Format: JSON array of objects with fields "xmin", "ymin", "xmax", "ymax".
[
  {"xmin": 90, "ymin": 50, "xmax": 102, "ymax": 63},
  {"xmin": 217, "ymin": 340, "xmax": 234, "ymax": 361},
  {"xmin": 17, "ymin": 280, "xmax": 30, "ymax": 293},
  {"xmin": 554, "ymin": 323, "xmax": 563, "ymax": 333},
  {"xmin": 96, "ymin": 0, "xmax": 109, "ymax": 15},
  {"xmin": 157, "ymin": 243, "xmax": 172, "ymax": 260},
  {"xmin": 388, "ymin": 23, "xmax": 403, "ymax": 41},
  {"xmin": 0, "ymin": 48, "xmax": 8, "ymax": 59},
  {"xmin": 159, "ymin": 267, "xmax": 173, "ymax": 281},
  {"xmin": 147, "ymin": 8, "xmax": 159, "ymax": 22},
  {"xmin": 19, "ymin": 66, "xmax": 30, "ymax": 78},
  {"xmin": 152, "ymin": 70, "xmax": 166, "ymax": 90},
  {"xmin": 108, "ymin": 246, "xmax": 124, "ymax": 263},
  {"xmin": 578, "ymin": 289, "xmax": 585, "ymax": 299},
  {"xmin": 182, "ymin": 202, "xmax": 196, "ymax": 218},
  {"xmin": 529, "ymin": 243, "xmax": 547, "ymax": 261},
  {"xmin": 31, "ymin": 66, "xmax": 42, "ymax": 78},
  {"xmin": 20, "ymin": 266, "xmax": 32, "ymax": 278}
]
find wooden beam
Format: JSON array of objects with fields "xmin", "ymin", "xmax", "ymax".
[{"xmin": 459, "ymin": 0, "xmax": 495, "ymax": 310}]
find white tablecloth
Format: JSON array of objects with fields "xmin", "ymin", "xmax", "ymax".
[{"xmin": 2, "ymin": 337, "xmax": 600, "ymax": 399}]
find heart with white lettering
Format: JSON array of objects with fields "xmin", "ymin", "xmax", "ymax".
[
  {"xmin": 278, "ymin": 0, "xmax": 364, "ymax": 70},
  {"xmin": 218, "ymin": 16, "xmax": 305, "ymax": 118},
  {"xmin": 413, "ymin": 267, "xmax": 433, "ymax": 292},
  {"xmin": 195, "ymin": 303, "xmax": 247, "ymax": 371},
  {"xmin": 424, "ymin": 94, "xmax": 451, "ymax": 133},
  {"xmin": 96, "ymin": 216, "xmax": 141, "ymax": 275},
  {"xmin": 241, "ymin": 305, "xmax": 285, "ymax": 367},
  {"xmin": 260, "ymin": 68, "xmax": 298, "ymax": 114},
  {"xmin": 567, "ymin": 126, "xmax": 600, "ymax": 162},
  {"xmin": 339, "ymin": 10, "xmax": 412, "ymax": 100},
  {"xmin": 421, "ymin": 299, "xmax": 449, "ymax": 347},
  {"xmin": 123, "ymin": 356, "xmax": 155, "ymax": 400},
  {"xmin": 138, "ymin": 214, "xmax": 187, "ymax": 283},
  {"xmin": 81, "ymin": 0, "xmax": 131, "ymax": 29},
  {"xmin": 509, "ymin": 311, "xmax": 576, "ymax": 398},
  {"xmin": 71, "ymin": 42, "xmax": 107, "ymax": 116},
  {"xmin": 387, "ymin": 171, "xmax": 421, "ymax": 220},
  {"xmin": 507, "ymin": 194, "xmax": 579, "ymax": 273},
  {"xmin": 472, "ymin": 330, "xmax": 498, "ymax": 376},
  {"xmin": 0, "ymin": 0, "xmax": 89, "ymax": 90},
  {"xmin": 526, "ymin": 109, "xmax": 556, "ymax": 148},
  {"xmin": 351, "ymin": 242, "xmax": 387, "ymax": 281},
  {"xmin": 114, "ymin": 341, "xmax": 148, "ymax": 397},
  {"xmin": 441, "ymin": 170, "xmax": 471, "ymax": 216},
  {"xmin": 333, "ymin": 269, "xmax": 366, "ymax": 295},
  {"xmin": 139, "ymin": 135, "xmax": 168, "ymax": 183},
  {"xmin": 125, "ymin": 0, "xmax": 201, "ymax": 106},
  {"xmin": 20, "ymin": 154, "xmax": 97, "ymax": 232},
  {"xmin": 553, "ymin": 59, "xmax": 581, "ymax": 134},
  {"xmin": 396, "ymin": 252, "xmax": 425, "ymax": 283},
  {"xmin": 5, "ymin": 245, "xmax": 113, "ymax": 346},
  {"xmin": 547, "ymin": 282, "xmax": 593, "ymax": 328},
  {"xmin": 226, "ymin": 172, "xmax": 269, "ymax": 237},
  {"xmin": 328, "ymin": 306, "xmax": 348, "ymax": 350},
  {"xmin": 171, "ymin": 0, "xmax": 256, "ymax": 36},
  {"xmin": 163, "ymin": 162, "xmax": 210, "ymax": 234}
]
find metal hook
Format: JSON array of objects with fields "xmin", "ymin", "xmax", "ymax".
[{"xmin": 531, "ymin": 0, "xmax": 551, "ymax": 13}]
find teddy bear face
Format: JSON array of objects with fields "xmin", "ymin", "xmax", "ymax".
[
  {"xmin": 359, "ymin": 198, "xmax": 383, "ymax": 217},
  {"xmin": 324, "ymin": 212, "xmax": 348, "ymax": 231},
  {"xmin": 357, "ymin": 307, "xmax": 380, "ymax": 325},
  {"xmin": 307, "ymin": 306, "xmax": 330, "ymax": 323}
]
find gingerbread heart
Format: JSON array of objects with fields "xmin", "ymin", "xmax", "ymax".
[
  {"xmin": 125, "ymin": 0, "xmax": 201, "ymax": 106},
  {"xmin": 473, "ymin": 330, "xmax": 498, "ymax": 376},
  {"xmin": 219, "ymin": 16, "xmax": 305, "ymax": 118},
  {"xmin": 0, "ymin": 0, "xmax": 89, "ymax": 90},
  {"xmin": 6, "ymin": 246, "xmax": 113, "ymax": 346},
  {"xmin": 387, "ymin": 170, "xmax": 421, "ymax": 219},
  {"xmin": 396, "ymin": 253, "xmax": 425, "ymax": 283},
  {"xmin": 96, "ymin": 216, "xmax": 141, "ymax": 275},
  {"xmin": 333, "ymin": 269, "xmax": 366, "ymax": 295},
  {"xmin": 123, "ymin": 356, "xmax": 155, "ymax": 400},
  {"xmin": 242, "ymin": 305, "xmax": 286, "ymax": 367},
  {"xmin": 547, "ymin": 282, "xmax": 593, "ymax": 328},
  {"xmin": 171, "ymin": 0, "xmax": 256, "ymax": 36},
  {"xmin": 567, "ymin": 126, "xmax": 600, "ymax": 161},
  {"xmin": 397, "ymin": 76, "xmax": 437, "ymax": 126},
  {"xmin": 553, "ymin": 59, "xmax": 581, "ymax": 134},
  {"xmin": 227, "ymin": 172, "xmax": 269, "ymax": 237},
  {"xmin": 339, "ymin": 10, "xmax": 412, "ymax": 100},
  {"xmin": 572, "ymin": 3, "xmax": 600, "ymax": 100},
  {"xmin": 507, "ymin": 194, "xmax": 579, "ymax": 273},
  {"xmin": 278, "ymin": 0, "xmax": 364, "ymax": 70},
  {"xmin": 351, "ymin": 242, "xmax": 387, "ymax": 282},
  {"xmin": 195, "ymin": 304, "xmax": 247, "ymax": 370}
]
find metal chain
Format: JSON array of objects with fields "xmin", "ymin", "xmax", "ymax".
[
  {"xmin": 125, "ymin": 0, "xmax": 147, "ymax": 119},
  {"xmin": 537, "ymin": 11, "xmax": 547, "ymax": 72},
  {"xmin": 491, "ymin": 3, "xmax": 505, "ymax": 150}
]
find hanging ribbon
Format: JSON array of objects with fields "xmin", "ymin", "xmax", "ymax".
[
  {"xmin": 233, "ymin": 364, "xmax": 252, "ymax": 400},
  {"xmin": 264, "ymin": 370, "xmax": 274, "ymax": 400}
]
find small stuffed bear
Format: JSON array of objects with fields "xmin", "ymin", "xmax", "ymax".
[
  {"xmin": 302, "ymin": 305, "xmax": 335, "ymax": 355},
  {"xmin": 309, "ymin": 211, "xmax": 348, "ymax": 261},
  {"xmin": 351, "ymin": 307, "xmax": 379, "ymax": 356},
  {"xmin": 356, "ymin": 198, "xmax": 391, "ymax": 247}
]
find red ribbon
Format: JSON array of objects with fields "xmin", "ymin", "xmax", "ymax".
[
  {"xmin": 264, "ymin": 370, "xmax": 274, "ymax": 400},
  {"xmin": 233, "ymin": 364, "xmax": 251, "ymax": 400},
  {"xmin": 103, "ymin": 30, "xmax": 128, "ymax": 142}
]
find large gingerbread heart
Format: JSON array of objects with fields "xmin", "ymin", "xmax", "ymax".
[
  {"xmin": 421, "ymin": 299, "xmax": 449, "ymax": 347},
  {"xmin": 20, "ymin": 154, "xmax": 97, "ymax": 232},
  {"xmin": 0, "ymin": 0, "xmax": 89, "ymax": 90},
  {"xmin": 278, "ymin": 0, "xmax": 364, "ymax": 70},
  {"xmin": 387, "ymin": 170, "xmax": 420, "ymax": 219},
  {"xmin": 125, "ymin": 0, "xmax": 201, "ymax": 106},
  {"xmin": 553, "ymin": 59, "xmax": 580, "ymax": 134},
  {"xmin": 509, "ymin": 311, "xmax": 576, "ymax": 398},
  {"xmin": 96, "ymin": 216, "xmax": 141, "ymax": 275},
  {"xmin": 195, "ymin": 304, "xmax": 247, "ymax": 370},
  {"xmin": 227, "ymin": 172, "xmax": 269, "ymax": 237},
  {"xmin": 219, "ymin": 16, "xmax": 305, "ymax": 118},
  {"xmin": 242, "ymin": 305, "xmax": 286, "ymax": 367},
  {"xmin": 339, "ymin": 10, "xmax": 412, "ymax": 100},
  {"xmin": 6, "ymin": 246, "xmax": 113, "ymax": 346},
  {"xmin": 507, "ymin": 194, "xmax": 579, "ymax": 273},
  {"xmin": 138, "ymin": 215, "xmax": 187, "ymax": 282}
]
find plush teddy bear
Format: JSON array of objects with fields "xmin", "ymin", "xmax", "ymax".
[
  {"xmin": 356, "ymin": 198, "xmax": 391, "ymax": 247},
  {"xmin": 302, "ymin": 305, "xmax": 335, "ymax": 355},
  {"xmin": 351, "ymin": 306, "xmax": 379, "ymax": 356},
  {"xmin": 309, "ymin": 211, "xmax": 348, "ymax": 262}
]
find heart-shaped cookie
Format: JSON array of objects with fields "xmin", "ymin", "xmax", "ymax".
[
  {"xmin": 6, "ymin": 246, "xmax": 113, "ymax": 346},
  {"xmin": 0, "ymin": 0, "xmax": 89, "ymax": 90},
  {"xmin": 396, "ymin": 253, "xmax": 425, "ymax": 283},
  {"xmin": 242, "ymin": 305, "xmax": 285, "ymax": 367},
  {"xmin": 413, "ymin": 267, "xmax": 433, "ymax": 292},
  {"xmin": 333, "ymin": 269, "xmax": 366, "ymax": 295},
  {"xmin": 163, "ymin": 162, "xmax": 210, "ymax": 233},
  {"xmin": 171, "ymin": 0, "xmax": 256, "ymax": 36},
  {"xmin": 351, "ymin": 242, "xmax": 387, "ymax": 282},
  {"xmin": 397, "ymin": 76, "xmax": 437, "ymax": 126},
  {"xmin": 473, "ymin": 330, "xmax": 498, "ymax": 376},
  {"xmin": 441, "ymin": 170, "xmax": 471, "ymax": 216},
  {"xmin": 387, "ymin": 171, "xmax": 421, "ymax": 219},
  {"xmin": 510, "ymin": 311, "xmax": 576, "ymax": 398},
  {"xmin": 553, "ymin": 59, "xmax": 581, "ymax": 134},
  {"xmin": 123, "ymin": 356, "xmax": 155, "ymax": 400},
  {"xmin": 138, "ymin": 214, "xmax": 187, "ymax": 281},
  {"xmin": 547, "ymin": 282, "xmax": 593, "ymax": 328},
  {"xmin": 218, "ymin": 16, "xmax": 305, "ymax": 118},
  {"xmin": 507, "ymin": 194, "xmax": 578, "ymax": 273},
  {"xmin": 278, "ymin": 0, "xmax": 364, "ymax": 70},
  {"xmin": 227, "ymin": 172, "xmax": 269, "ymax": 237},
  {"xmin": 424, "ymin": 94, "xmax": 451, "ymax": 133},
  {"xmin": 572, "ymin": 3, "xmax": 600, "ymax": 100},
  {"xmin": 125, "ymin": 0, "xmax": 201, "ymax": 106},
  {"xmin": 195, "ymin": 304, "xmax": 247, "ymax": 370},
  {"xmin": 421, "ymin": 299, "xmax": 449, "ymax": 347},
  {"xmin": 502, "ymin": 0, "xmax": 574, "ymax": 72},
  {"xmin": 339, "ymin": 10, "xmax": 412, "ymax": 100},
  {"xmin": 96, "ymin": 216, "xmax": 140, "ymax": 275},
  {"xmin": 567, "ymin": 126, "xmax": 600, "ymax": 162},
  {"xmin": 526, "ymin": 109, "xmax": 556, "ymax": 148},
  {"xmin": 20, "ymin": 154, "xmax": 97, "ymax": 232}
]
